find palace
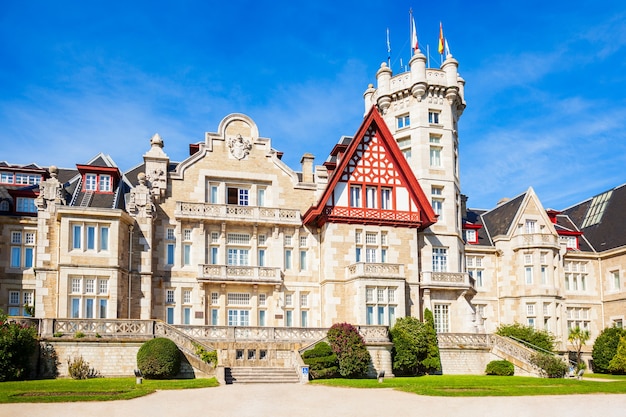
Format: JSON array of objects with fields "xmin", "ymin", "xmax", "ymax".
[{"xmin": 1, "ymin": 49, "xmax": 625, "ymax": 366}]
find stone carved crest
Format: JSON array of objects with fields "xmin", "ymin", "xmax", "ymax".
[{"xmin": 227, "ymin": 134, "xmax": 252, "ymax": 160}]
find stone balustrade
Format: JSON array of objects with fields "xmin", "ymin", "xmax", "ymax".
[
  {"xmin": 175, "ymin": 201, "xmax": 301, "ymax": 225},
  {"xmin": 198, "ymin": 265, "xmax": 283, "ymax": 285},
  {"xmin": 420, "ymin": 271, "xmax": 473, "ymax": 289},
  {"xmin": 511, "ymin": 233, "xmax": 560, "ymax": 250},
  {"xmin": 346, "ymin": 263, "xmax": 404, "ymax": 280}
]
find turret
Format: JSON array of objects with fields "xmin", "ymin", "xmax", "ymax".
[
  {"xmin": 409, "ymin": 50, "xmax": 428, "ymax": 101},
  {"xmin": 375, "ymin": 63, "xmax": 392, "ymax": 114},
  {"xmin": 441, "ymin": 54, "xmax": 460, "ymax": 103}
]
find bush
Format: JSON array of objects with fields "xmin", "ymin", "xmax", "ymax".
[
  {"xmin": 327, "ymin": 323, "xmax": 371, "ymax": 378},
  {"xmin": 592, "ymin": 326, "xmax": 626, "ymax": 374},
  {"xmin": 0, "ymin": 311, "xmax": 38, "ymax": 381},
  {"xmin": 137, "ymin": 337, "xmax": 181, "ymax": 379},
  {"xmin": 67, "ymin": 356, "xmax": 100, "ymax": 379},
  {"xmin": 608, "ymin": 336, "xmax": 626, "ymax": 374},
  {"xmin": 496, "ymin": 323, "xmax": 555, "ymax": 352},
  {"xmin": 302, "ymin": 342, "xmax": 339, "ymax": 379},
  {"xmin": 530, "ymin": 352, "xmax": 568, "ymax": 378},
  {"xmin": 485, "ymin": 360, "xmax": 514, "ymax": 376},
  {"xmin": 194, "ymin": 343, "xmax": 218, "ymax": 366},
  {"xmin": 390, "ymin": 316, "xmax": 440, "ymax": 376}
]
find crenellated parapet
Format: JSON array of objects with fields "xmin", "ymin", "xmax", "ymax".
[{"xmin": 364, "ymin": 51, "xmax": 466, "ymax": 115}]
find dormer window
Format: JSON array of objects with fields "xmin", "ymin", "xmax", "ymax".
[
  {"xmin": 465, "ymin": 229, "xmax": 477, "ymax": 244},
  {"xmin": 525, "ymin": 220, "xmax": 537, "ymax": 234},
  {"xmin": 99, "ymin": 175, "xmax": 111, "ymax": 192},
  {"xmin": 566, "ymin": 236, "xmax": 578, "ymax": 250},
  {"xmin": 85, "ymin": 174, "xmax": 97, "ymax": 191},
  {"xmin": 84, "ymin": 173, "xmax": 113, "ymax": 193}
]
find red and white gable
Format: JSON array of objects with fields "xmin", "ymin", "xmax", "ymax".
[{"xmin": 303, "ymin": 107, "xmax": 436, "ymax": 229}]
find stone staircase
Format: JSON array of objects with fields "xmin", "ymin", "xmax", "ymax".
[{"xmin": 225, "ymin": 367, "xmax": 300, "ymax": 384}]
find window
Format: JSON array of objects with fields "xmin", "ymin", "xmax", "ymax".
[
  {"xmin": 365, "ymin": 286, "xmax": 397, "ymax": 325},
  {"xmin": 1, "ymin": 172, "xmax": 14, "ymax": 184},
  {"xmin": 300, "ymin": 293, "xmax": 308, "ymax": 308},
  {"xmin": 7, "ymin": 290, "xmax": 34, "ymax": 316},
  {"xmin": 396, "ymin": 114, "xmax": 410, "ymax": 129},
  {"xmin": 381, "ymin": 188, "xmax": 392, "ymax": 210},
  {"xmin": 433, "ymin": 304, "xmax": 450, "ymax": 333},
  {"xmin": 167, "ymin": 244, "xmax": 175, "ymax": 265},
  {"xmin": 612, "ymin": 271, "xmax": 621, "ymax": 290},
  {"xmin": 284, "ymin": 235, "xmax": 292, "ymax": 246},
  {"xmin": 285, "ymin": 310, "xmax": 293, "ymax": 327},
  {"xmin": 0, "ymin": 200, "xmax": 9, "ymax": 211},
  {"xmin": 99, "ymin": 175, "xmax": 111, "ymax": 192},
  {"xmin": 87, "ymin": 226, "xmax": 95, "ymax": 250},
  {"xmin": 183, "ymin": 290, "xmax": 192, "ymax": 304},
  {"xmin": 167, "ymin": 228, "xmax": 175, "ymax": 240},
  {"xmin": 259, "ymin": 310, "xmax": 266, "ymax": 326},
  {"xmin": 258, "ymin": 249, "xmax": 265, "ymax": 266},
  {"xmin": 10, "ymin": 231, "xmax": 35, "ymax": 269},
  {"xmin": 16, "ymin": 197, "xmax": 36, "ymax": 213},
  {"xmin": 228, "ymin": 248, "xmax": 249, "ymax": 266},
  {"xmin": 526, "ymin": 303, "xmax": 535, "ymax": 316},
  {"xmin": 350, "ymin": 186, "xmax": 362, "ymax": 208},
  {"xmin": 211, "ymin": 247, "xmax": 219, "ymax": 264},
  {"xmin": 397, "ymin": 138, "xmax": 411, "ymax": 161},
  {"xmin": 227, "ymin": 293, "xmax": 250, "ymax": 306},
  {"xmin": 432, "ymin": 248, "xmax": 447, "ymax": 272},
  {"xmin": 541, "ymin": 266, "xmax": 547, "ymax": 285},
  {"xmin": 567, "ymin": 307, "xmax": 591, "ymax": 332},
  {"xmin": 429, "ymin": 146, "xmax": 442, "ymax": 167},
  {"xmin": 299, "ymin": 235, "xmax": 307, "ymax": 247},
  {"xmin": 467, "ymin": 256, "xmax": 484, "ymax": 287},
  {"xmin": 257, "ymin": 188, "xmax": 266, "ymax": 207},
  {"xmin": 301, "ymin": 311, "xmax": 308, "ymax": 327},
  {"xmin": 428, "ymin": 111, "xmax": 440, "ymax": 124},
  {"xmin": 100, "ymin": 227, "xmax": 109, "ymax": 251},
  {"xmin": 285, "ymin": 249, "xmax": 292, "ymax": 270},
  {"xmin": 525, "ymin": 267, "xmax": 533, "ymax": 284},
  {"xmin": 85, "ymin": 174, "xmax": 97, "ymax": 191},
  {"xmin": 464, "ymin": 229, "xmax": 477, "ymax": 244},
  {"xmin": 525, "ymin": 220, "xmax": 537, "ymax": 234},
  {"xmin": 166, "ymin": 289, "xmax": 175, "ymax": 304},
  {"xmin": 210, "ymin": 185, "xmax": 219, "ymax": 203},
  {"xmin": 285, "ymin": 293, "xmax": 293, "ymax": 307},
  {"xmin": 68, "ymin": 276, "xmax": 109, "ymax": 318},
  {"xmin": 227, "ymin": 187, "xmax": 249, "ymax": 206},
  {"xmin": 431, "ymin": 198, "xmax": 443, "ymax": 220},
  {"xmin": 366, "ymin": 186, "xmax": 377, "ymax": 208},
  {"xmin": 299, "ymin": 250, "xmax": 307, "ymax": 271},
  {"xmin": 211, "ymin": 292, "xmax": 219, "ymax": 305},
  {"xmin": 183, "ymin": 244, "xmax": 192, "ymax": 265},
  {"xmin": 566, "ymin": 236, "xmax": 578, "ymax": 249}
]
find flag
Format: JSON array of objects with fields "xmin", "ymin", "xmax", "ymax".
[
  {"xmin": 411, "ymin": 17, "xmax": 419, "ymax": 53},
  {"xmin": 438, "ymin": 22, "xmax": 444, "ymax": 55},
  {"xmin": 445, "ymin": 38, "xmax": 451, "ymax": 56},
  {"xmin": 386, "ymin": 28, "xmax": 391, "ymax": 57}
]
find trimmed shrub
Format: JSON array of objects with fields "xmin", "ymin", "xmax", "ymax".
[
  {"xmin": 608, "ymin": 336, "xmax": 626, "ymax": 375},
  {"xmin": 0, "ymin": 311, "xmax": 38, "ymax": 381},
  {"xmin": 592, "ymin": 326, "xmax": 626, "ymax": 374},
  {"xmin": 137, "ymin": 337, "xmax": 181, "ymax": 379},
  {"xmin": 422, "ymin": 309, "xmax": 441, "ymax": 373},
  {"xmin": 530, "ymin": 352, "xmax": 568, "ymax": 378},
  {"xmin": 390, "ymin": 316, "xmax": 440, "ymax": 376},
  {"xmin": 485, "ymin": 360, "xmax": 514, "ymax": 376},
  {"xmin": 496, "ymin": 323, "xmax": 555, "ymax": 352},
  {"xmin": 327, "ymin": 323, "xmax": 371, "ymax": 378},
  {"xmin": 302, "ymin": 342, "xmax": 339, "ymax": 379}
]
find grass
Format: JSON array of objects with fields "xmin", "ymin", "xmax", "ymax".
[
  {"xmin": 0, "ymin": 377, "xmax": 219, "ymax": 403},
  {"xmin": 311, "ymin": 375, "xmax": 626, "ymax": 397}
]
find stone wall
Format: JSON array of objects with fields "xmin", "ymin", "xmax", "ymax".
[
  {"xmin": 43, "ymin": 339, "xmax": 211, "ymax": 379},
  {"xmin": 439, "ymin": 347, "xmax": 535, "ymax": 376}
]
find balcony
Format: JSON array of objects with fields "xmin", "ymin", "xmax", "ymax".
[
  {"xmin": 198, "ymin": 264, "xmax": 283, "ymax": 285},
  {"xmin": 346, "ymin": 262, "xmax": 405, "ymax": 280},
  {"xmin": 420, "ymin": 271, "xmax": 474, "ymax": 290},
  {"xmin": 175, "ymin": 202, "xmax": 301, "ymax": 226},
  {"xmin": 511, "ymin": 233, "xmax": 560, "ymax": 251}
]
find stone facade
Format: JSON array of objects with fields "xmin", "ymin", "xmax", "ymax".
[{"xmin": 1, "ymin": 49, "xmax": 625, "ymax": 369}]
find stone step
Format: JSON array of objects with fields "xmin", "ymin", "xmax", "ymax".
[{"xmin": 226, "ymin": 367, "xmax": 300, "ymax": 384}]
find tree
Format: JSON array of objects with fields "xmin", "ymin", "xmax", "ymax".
[
  {"xmin": 496, "ymin": 323, "xmax": 555, "ymax": 352},
  {"xmin": 0, "ymin": 311, "xmax": 38, "ymax": 381},
  {"xmin": 568, "ymin": 326, "xmax": 590, "ymax": 369},
  {"xmin": 326, "ymin": 323, "xmax": 371, "ymax": 378},
  {"xmin": 592, "ymin": 326, "xmax": 626, "ymax": 374},
  {"xmin": 389, "ymin": 314, "xmax": 440, "ymax": 376},
  {"xmin": 608, "ymin": 336, "xmax": 626, "ymax": 375}
]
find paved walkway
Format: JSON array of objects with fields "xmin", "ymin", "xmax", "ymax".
[{"xmin": 2, "ymin": 383, "xmax": 626, "ymax": 417}]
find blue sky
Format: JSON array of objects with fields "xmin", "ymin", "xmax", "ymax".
[{"xmin": 1, "ymin": 1, "xmax": 626, "ymax": 210}]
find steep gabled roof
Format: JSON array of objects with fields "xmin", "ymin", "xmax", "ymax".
[
  {"xmin": 562, "ymin": 183, "xmax": 626, "ymax": 251},
  {"xmin": 303, "ymin": 106, "xmax": 436, "ymax": 230},
  {"xmin": 480, "ymin": 192, "xmax": 526, "ymax": 239}
]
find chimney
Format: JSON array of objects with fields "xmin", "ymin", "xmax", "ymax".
[{"xmin": 300, "ymin": 153, "xmax": 315, "ymax": 183}]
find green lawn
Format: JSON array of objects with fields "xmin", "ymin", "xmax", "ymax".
[
  {"xmin": 311, "ymin": 375, "xmax": 626, "ymax": 397},
  {"xmin": 0, "ymin": 377, "xmax": 219, "ymax": 403}
]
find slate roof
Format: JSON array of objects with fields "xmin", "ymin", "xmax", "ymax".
[
  {"xmin": 480, "ymin": 193, "xmax": 526, "ymax": 239},
  {"xmin": 562, "ymin": 183, "xmax": 626, "ymax": 252}
]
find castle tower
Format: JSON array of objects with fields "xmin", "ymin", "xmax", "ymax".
[{"xmin": 364, "ymin": 49, "xmax": 471, "ymax": 328}]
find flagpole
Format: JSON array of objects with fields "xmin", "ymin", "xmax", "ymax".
[{"xmin": 386, "ymin": 28, "xmax": 391, "ymax": 67}]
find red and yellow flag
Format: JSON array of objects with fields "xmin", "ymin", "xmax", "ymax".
[{"xmin": 438, "ymin": 22, "xmax": 444, "ymax": 55}]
